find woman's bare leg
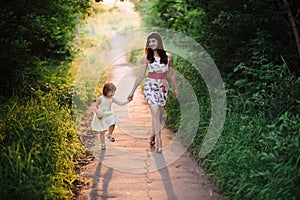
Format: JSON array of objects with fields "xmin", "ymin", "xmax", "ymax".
[
  {"xmin": 150, "ymin": 104, "xmax": 162, "ymax": 151},
  {"xmin": 149, "ymin": 106, "xmax": 164, "ymax": 145}
]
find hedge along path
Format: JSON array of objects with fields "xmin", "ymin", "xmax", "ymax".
[{"xmin": 76, "ymin": 31, "xmax": 221, "ymax": 200}]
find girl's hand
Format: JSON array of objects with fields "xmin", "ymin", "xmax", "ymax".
[{"xmin": 97, "ymin": 113, "xmax": 103, "ymax": 119}]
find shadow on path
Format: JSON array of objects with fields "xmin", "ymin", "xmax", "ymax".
[
  {"xmin": 89, "ymin": 151, "xmax": 114, "ymax": 200},
  {"xmin": 154, "ymin": 154, "xmax": 177, "ymax": 200}
]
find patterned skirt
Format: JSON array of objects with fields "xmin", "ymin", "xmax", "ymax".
[{"xmin": 144, "ymin": 78, "xmax": 169, "ymax": 107}]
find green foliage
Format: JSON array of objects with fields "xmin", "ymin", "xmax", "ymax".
[
  {"xmin": 0, "ymin": 90, "xmax": 85, "ymax": 199},
  {"xmin": 204, "ymin": 100, "xmax": 300, "ymax": 200},
  {"xmin": 137, "ymin": 0, "xmax": 300, "ymax": 75},
  {"xmin": 0, "ymin": 1, "xmax": 92, "ymax": 197},
  {"xmin": 135, "ymin": 0, "xmax": 300, "ymax": 199},
  {"xmin": 0, "ymin": 0, "xmax": 91, "ymax": 96},
  {"xmin": 233, "ymin": 62, "xmax": 300, "ymax": 117},
  {"xmin": 166, "ymin": 57, "xmax": 211, "ymax": 145},
  {"xmin": 200, "ymin": 0, "xmax": 299, "ymax": 75}
]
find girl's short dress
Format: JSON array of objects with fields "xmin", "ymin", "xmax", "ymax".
[
  {"xmin": 144, "ymin": 56, "xmax": 169, "ymax": 107},
  {"xmin": 91, "ymin": 96, "xmax": 116, "ymax": 131}
]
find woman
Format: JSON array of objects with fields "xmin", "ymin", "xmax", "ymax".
[{"xmin": 127, "ymin": 32, "xmax": 179, "ymax": 153}]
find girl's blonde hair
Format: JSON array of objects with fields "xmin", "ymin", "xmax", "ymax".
[{"xmin": 103, "ymin": 82, "xmax": 116, "ymax": 96}]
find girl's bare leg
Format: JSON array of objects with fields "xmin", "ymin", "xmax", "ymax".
[
  {"xmin": 150, "ymin": 104, "xmax": 162, "ymax": 151},
  {"xmin": 99, "ymin": 131, "xmax": 106, "ymax": 149},
  {"xmin": 99, "ymin": 131, "xmax": 105, "ymax": 144},
  {"xmin": 108, "ymin": 124, "xmax": 115, "ymax": 142}
]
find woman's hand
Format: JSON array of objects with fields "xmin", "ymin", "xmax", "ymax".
[
  {"xmin": 174, "ymin": 89, "xmax": 179, "ymax": 99},
  {"xmin": 127, "ymin": 92, "xmax": 134, "ymax": 102}
]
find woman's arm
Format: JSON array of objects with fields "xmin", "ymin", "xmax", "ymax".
[
  {"xmin": 167, "ymin": 52, "xmax": 179, "ymax": 99},
  {"xmin": 127, "ymin": 55, "xmax": 148, "ymax": 101},
  {"xmin": 112, "ymin": 98, "xmax": 130, "ymax": 106}
]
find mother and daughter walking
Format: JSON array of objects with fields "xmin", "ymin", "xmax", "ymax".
[{"xmin": 92, "ymin": 32, "xmax": 179, "ymax": 153}]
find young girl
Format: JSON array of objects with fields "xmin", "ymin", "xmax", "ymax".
[{"xmin": 92, "ymin": 82, "xmax": 130, "ymax": 150}]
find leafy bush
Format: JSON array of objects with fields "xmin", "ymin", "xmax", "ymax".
[
  {"xmin": 0, "ymin": 90, "xmax": 85, "ymax": 199},
  {"xmin": 233, "ymin": 62, "xmax": 300, "ymax": 117},
  {"xmin": 135, "ymin": 0, "xmax": 300, "ymax": 199},
  {"xmin": 204, "ymin": 101, "xmax": 300, "ymax": 199},
  {"xmin": 0, "ymin": 0, "xmax": 91, "ymax": 96},
  {"xmin": 166, "ymin": 57, "xmax": 211, "ymax": 147},
  {"xmin": 0, "ymin": 0, "xmax": 93, "ymax": 198}
]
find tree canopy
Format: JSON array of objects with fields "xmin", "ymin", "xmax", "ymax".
[{"xmin": 0, "ymin": 0, "xmax": 91, "ymax": 96}]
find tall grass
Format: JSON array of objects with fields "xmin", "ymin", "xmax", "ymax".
[
  {"xmin": 0, "ymin": 90, "xmax": 85, "ymax": 199},
  {"xmin": 165, "ymin": 57, "xmax": 300, "ymax": 199},
  {"xmin": 202, "ymin": 96, "xmax": 300, "ymax": 200},
  {"xmin": 0, "ymin": 1, "xmax": 141, "ymax": 199}
]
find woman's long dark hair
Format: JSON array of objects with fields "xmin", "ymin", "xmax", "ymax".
[{"xmin": 145, "ymin": 32, "xmax": 168, "ymax": 64}]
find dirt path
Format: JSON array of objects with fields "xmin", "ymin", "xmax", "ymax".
[{"xmin": 76, "ymin": 30, "xmax": 222, "ymax": 199}]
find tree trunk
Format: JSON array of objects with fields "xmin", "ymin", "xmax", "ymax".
[{"xmin": 283, "ymin": 0, "xmax": 300, "ymax": 62}]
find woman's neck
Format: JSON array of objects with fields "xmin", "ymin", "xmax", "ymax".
[{"xmin": 153, "ymin": 50, "xmax": 159, "ymax": 57}]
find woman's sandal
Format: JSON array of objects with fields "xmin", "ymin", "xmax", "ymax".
[
  {"xmin": 101, "ymin": 144, "xmax": 106, "ymax": 150},
  {"xmin": 155, "ymin": 148, "xmax": 162, "ymax": 153},
  {"xmin": 149, "ymin": 135, "xmax": 155, "ymax": 146},
  {"xmin": 149, "ymin": 140, "xmax": 156, "ymax": 146},
  {"xmin": 108, "ymin": 135, "xmax": 115, "ymax": 142}
]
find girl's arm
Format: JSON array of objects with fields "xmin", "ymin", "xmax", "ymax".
[
  {"xmin": 167, "ymin": 52, "xmax": 179, "ymax": 99},
  {"xmin": 112, "ymin": 98, "xmax": 130, "ymax": 106},
  {"xmin": 93, "ymin": 96, "xmax": 103, "ymax": 118},
  {"xmin": 127, "ymin": 55, "xmax": 148, "ymax": 101}
]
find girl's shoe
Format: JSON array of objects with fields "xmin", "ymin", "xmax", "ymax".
[
  {"xmin": 155, "ymin": 148, "xmax": 162, "ymax": 153},
  {"xmin": 101, "ymin": 144, "xmax": 106, "ymax": 150},
  {"xmin": 108, "ymin": 135, "xmax": 115, "ymax": 142}
]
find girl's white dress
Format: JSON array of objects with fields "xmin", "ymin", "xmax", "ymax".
[{"xmin": 91, "ymin": 96, "xmax": 116, "ymax": 131}]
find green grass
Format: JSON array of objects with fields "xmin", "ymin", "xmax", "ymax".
[
  {"xmin": 164, "ymin": 57, "xmax": 300, "ymax": 200},
  {"xmin": 0, "ymin": 91, "xmax": 85, "ymax": 199}
]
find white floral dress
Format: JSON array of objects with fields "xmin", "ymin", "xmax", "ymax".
[
  {"xmin": 144, "ymin": 56, "xmax": 169, "ymax": 107},
  {"xmin": 91, "ymin": 96, "xmax": 116, "ymax": 131}
]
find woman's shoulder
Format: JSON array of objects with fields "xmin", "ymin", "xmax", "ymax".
[
  {"xmin": 142, "ymin": 54, "xmax": 149, "ymax": 64},
  {"xmin": 166, "ymin": 52, "xmax": 173, "ymax": 63},
  {"xmin": 166, "ymin": 52, "xmax": 173, "ymax": 58}
]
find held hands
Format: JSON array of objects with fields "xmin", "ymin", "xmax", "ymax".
[{"xmin": 127, "ymin": 92, "xmax": 134, "ymax": 102}]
